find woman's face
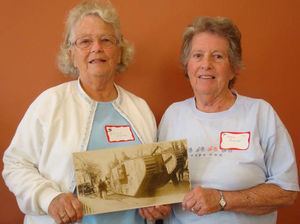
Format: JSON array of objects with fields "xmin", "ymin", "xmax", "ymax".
[
  {"xmin": 187, "ymin": 32, "xmax": 235, "ymax": 98},
  {"xmin": 69, "ymin": 15, "xmax": 121, "ymax": 85}
]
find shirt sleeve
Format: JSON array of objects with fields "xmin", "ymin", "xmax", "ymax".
[
  {"xmin": 263, "ymin": 112, "xmax": 299, "ymax": 191},
  {"xmin": 256, "ymin": 102, "xmax": 299, "ymax": 191},
  {"xmin": 2, "ymin": 95, "xmax": 62, "ymax": 215}
]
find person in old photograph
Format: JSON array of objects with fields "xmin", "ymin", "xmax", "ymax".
[
  {"xmin": 158, "ymin": 16, "xmax": 299, "ymax": 224},
  {"xmin": 98, "ymin": 179, "xmax": 107, "ymax": 199},
  {"xmin": 2, "ymin": 0, "xmax": 171, "ymax": 223}
]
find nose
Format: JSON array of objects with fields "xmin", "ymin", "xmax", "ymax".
[
  {"xmin": 201, "ymin": 55, "xmax": 212, "ymax": 70},
  {"xmin": 91, "ymin": 39, "xmax": 103, "ymax": 53}
]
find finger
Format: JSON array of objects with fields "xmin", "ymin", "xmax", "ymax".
[
  {"xmin": 54, "ymin": 212, "xmax": 65, "ymax": 224},
  {"xmin": 53, "ymin": 212, "xmax": 63, "ymax": 224},
  {"xmin": 182, "ymin": 191, "xmax": 197, "ymax": 211},
  {"xmin": 187, "ymin": 200, "xmax": 197, "ymax": 213},
  {"xmin": 64, "ymin": 207, "xmax": 76, "ymax": 224},
  {"xmin": 57, "ymin": 194, "xmax": 76, "ymax": 223},
  {"xmin": 59, "ymin": 213, "xmax": 71, "ymax": 224},
  {"xmin": 147, "ymin": 206, "xmax": 172, "ymax": 220},
  {"xmin": 64, "ymin": 194, "xmax": 83, "ymax": 223},
  {"xmin": 49, "ymin": 193, "xmax": 82, "ymax": 224},
  {"xmin": 138, "ymin": 208, "xmax": 146, "ymax": 219},
  {"xmin": 155, "ymin": 205, "xmax": 172, "ymax": 217},
  {"xmin": 191, "ymin": 206, "xmax": 200, "ymax": 214},
  {"xmin": 48, "ymin": 193, "xmax": 66, "ymax": 223},
  {"xmin": 71, "ymin": 197, "xmax": 83, "ymax": 223},
  {"xmin": 147, "ymin": 206, "xmax": 164, "ymax": 220},
  {"xmin": 143, "ymin": 207, "xmax": 156, "ymax": 220},
  {"xmin": 182, "ymin": 191, "xmax": 194, "ymax": 204}
]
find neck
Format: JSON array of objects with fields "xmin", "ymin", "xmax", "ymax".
[
  {"xmin": 79, "ymin": 78, "xmax": 117, "ymax": 102},
  {"xmin": 195, "ymin": 90, "xmax": 236, "ymax": 113}
]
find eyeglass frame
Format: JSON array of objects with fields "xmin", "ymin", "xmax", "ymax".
[{"xmin": 71, "ymin": 35, "xmax": 119, "ymax": 50}]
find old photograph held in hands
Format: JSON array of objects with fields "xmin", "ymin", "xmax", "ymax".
[{"xmin": 72, "ymin": 139, "xmax": 190, "ymax": 216}]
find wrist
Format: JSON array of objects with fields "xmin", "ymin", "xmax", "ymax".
[{"xmin": 219, "ymin": 190, "xmax": 226, "ymax": 211}]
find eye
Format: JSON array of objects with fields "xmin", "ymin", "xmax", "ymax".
[
  {"xmin": 214, "ymin": 54, "xmax": 223, "ymax": 59},
  {"xmin": 76, "ymin": 37, "xmax": 93, "ymax": 48},
  {"xmin": 81, "ymin": 39, "xmax": 91, "ymax": 44},
  {"xmin": 192, "ymin": 53, "xmax": 202, "ymax": 59},
  {"xmin": 101, "ymin": 38, "xmax": 111, "ymax": 43},
  {"xmin": 100, "ymin": 36, "xmax": 114, "ymax": 44},
  {"xmin": 100, "ymin": 36, "xmax": 118, "ymax": 47}
]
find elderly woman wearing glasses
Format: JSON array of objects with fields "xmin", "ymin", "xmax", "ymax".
[{"xmin": 2, "ymin": 1, "xmax": 171, "ymax": 224}]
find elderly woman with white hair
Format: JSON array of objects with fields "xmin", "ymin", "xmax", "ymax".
[
  {"xmin": 158, "ymin": 16, "xmax": 299, "ymax": 224},
  {"xmin": 2, "ymin": 1, "xmax": 171, "ymax": 223}
]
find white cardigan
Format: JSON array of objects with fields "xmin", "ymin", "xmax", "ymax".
[{"xmin": 2, "ymin": 80, "xmax": 157, "ymax": 224}]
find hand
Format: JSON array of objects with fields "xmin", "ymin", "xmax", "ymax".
[
  {"xmin": 139, "ymin": 204, "xmax": 172, "ymax": 220},
  {"xmin": 182, "ymin": 186, "xmax": 220, "ymax": 216},
  {"xmin": 48, "ymin": 193, "xmax": 83, "ymax": 224}
]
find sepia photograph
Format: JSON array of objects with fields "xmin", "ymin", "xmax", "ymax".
[{"xmin": 72, "ymin": 139, "xmax": 190, "ymax": 216}]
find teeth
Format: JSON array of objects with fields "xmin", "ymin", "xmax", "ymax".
[
  {"xmin": 200, "ymin": 75, "xmax": 214, "ymax": 79},
  {"xmin": 90, "ymin": 59, "xmax": 105, "ymax": 63}
]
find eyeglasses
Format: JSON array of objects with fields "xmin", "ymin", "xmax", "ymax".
[{"xmin": 72, "ymin": 35, "xmax": 119, "ymax": 50}]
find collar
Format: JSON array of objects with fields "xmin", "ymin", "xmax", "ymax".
[{"xmin": 76, "ymin": 78, "xmax": 122, "ymax": 105}]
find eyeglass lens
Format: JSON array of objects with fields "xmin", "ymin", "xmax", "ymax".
[{"xmin": 75, "ymin": 35, "xmax": 118, "ymax": 49}]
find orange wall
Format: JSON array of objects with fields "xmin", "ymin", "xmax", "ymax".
[{"xmin": 1, "ymin": 0, "xmax": 299, "ymax": 223}]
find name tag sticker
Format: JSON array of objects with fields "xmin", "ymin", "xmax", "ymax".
[
  {"xmin": 105, "ymin": 125, "xmax": 135, "ymax": 143},
  {"xmin": 220, "ymin": 132, "xmax": 250, "ymax": 150}
]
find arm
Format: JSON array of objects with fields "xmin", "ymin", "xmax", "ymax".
[
  {"xmin": 2, "ymin": 102, "xmax": 62, "ymax": 215},
  {"xmin": 183, "ymin": 184, "xmax": 298, "ymax": 216},
  {"xmin": 2, "ymin": 90, "xmax": 84, "ymax": 222}
]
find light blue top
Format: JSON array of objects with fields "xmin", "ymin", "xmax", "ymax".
[
  {"xmin": 158, "ymin": 90, "xmax": 299, "ymax": 224},
  {"xmin": 77, "ymin": 100, "xmax": 145, "ymax": 224}
]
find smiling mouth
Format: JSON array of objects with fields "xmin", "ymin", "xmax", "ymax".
[
  {"xmin": 89, "ymin": 59, "xmax": 106, "ymax": 64},
  {"xmin": 199, "ymin": 75, "xmax": 215, "ymax": 79}
]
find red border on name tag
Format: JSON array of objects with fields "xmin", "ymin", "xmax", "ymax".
[
  {"xmin": 219, "ymin": 132, "xmax": 250, "ymax": 150},
  {"xmin": 105, "ymin": 125, "xmax": 135, "ymax": 143}
]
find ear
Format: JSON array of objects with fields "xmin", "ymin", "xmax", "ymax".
[
  {"xmin": 185, "ymin": 65, "xmax": 190, "ymax": 80},
  {"xmin": 69, "ymin": 48, "xmax": 77, "ymax": 68},
  {"xmin": 233, "ymin": 66, "xmax": 239, "ymax": 76},
  {"xmin": 118, "ymin": 47, "xmax": 122, "ymax": 64}
]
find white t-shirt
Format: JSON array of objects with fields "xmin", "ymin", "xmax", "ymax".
[{"xmin": 158, "ymin": 91, "xmax": 299, "ymax": 224}]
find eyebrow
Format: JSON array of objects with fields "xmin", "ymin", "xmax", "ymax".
[{"xmin": 191, "ymin": 48, "xmax": 226, "ymax": 53}]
